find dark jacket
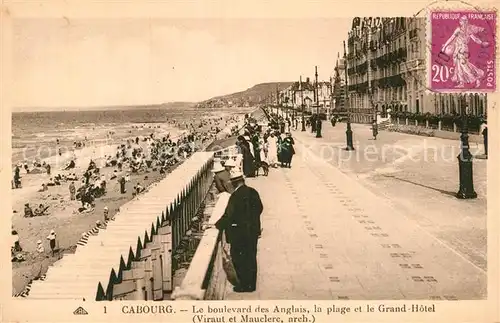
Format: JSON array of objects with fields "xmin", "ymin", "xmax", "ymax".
[
  {"xmin": 214, "ymin": 170, "xmax": 233, "ymax": 194},
  {"xmin": 215, "ymin": 184, "xmax": 263, "ymax": 244}
]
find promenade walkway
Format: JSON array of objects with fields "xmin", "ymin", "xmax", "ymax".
[
  {"xmin": 225, "ymin": 130, "xmax": 486, "ymax": 300},
  {"xmin": 294, "ymin": 123, "xmax": 487, "ymax": 271}
]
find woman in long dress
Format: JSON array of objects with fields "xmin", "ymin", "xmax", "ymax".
[
  {"xmin": 259, "ymin": 137, "xmax": 269, "ymax": 165},
  {"xmin": 441, "ymin": 15, "xmax": 488, "ymax": 88},
  {"xmin": 237, "ymin": 136, "xmax": 255, "ymax": 177},
  {"xmin": 251, "ymin": 135, "xmax": 261, "ymax": 165},
  {"xmin": 280, "ymin": 133, "xmax": 295, "ymax": 168},
  {"xmin": 267, "ymin": 132, "xmax": 278, "ymax": 167},
  {"xmin": 277, "ymin": 133, "xmax": 284, "ymax": 166}
]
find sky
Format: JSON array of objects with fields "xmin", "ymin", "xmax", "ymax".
[{"xmin": 12, "ymin": 18, "xmax": 352, "ymax": 110}]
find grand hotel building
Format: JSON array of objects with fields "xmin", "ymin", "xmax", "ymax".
[{"xmin": 344, "ymin": 17, "xmax": 487, "ymax": 124}]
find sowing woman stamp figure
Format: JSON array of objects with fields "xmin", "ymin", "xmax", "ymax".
[
  {"xmin": 430, "ymin": 10, "xmax": 496, "ymax": 92},
  {"xmin": 441, "ymin": 16, "xmax": 489, "ymax": 88}
]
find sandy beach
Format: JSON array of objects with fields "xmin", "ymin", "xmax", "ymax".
[{"xmin": 11, "ymin": 109, "xmax": 247, "ymax": 295}]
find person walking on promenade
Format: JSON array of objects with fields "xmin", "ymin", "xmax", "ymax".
[
  {"xmin": 69, "ymin": 181, "xmax": 76, "ymax": 200},
  {"xmin": 215, "ymin": 172, "xmax": 263, "ymax": 293},
  {"xmin": 237, "ymin": 136, "xmax": 255, "ymax": 177},
  {"xmin": 281, "ymin": 133, "xmax": 296, "ymax": 168},
  {"xmin": 480, "ymin": 120, "xmax": 488, "ymax": 157},
  {"xmin": 277, "ymin": 132, "xmax": 284, "ymax": 165},
  {"xmin": 372, "ymin": 119, "xmax": 378, "ymax": 140},
  {"xmin": 266, "ymin": 132, "xmax": 278, "ymax": 168},
  {"xmin": 251, "ymin": 135, "xmax": 261, "ymax": 168},
  {"xmin": 245, "ymin": 136, "xmax": 255, "ymax": 159},
  {"xmin": 213, "ymin": 162, "xmax": 233, "ymax": 194}
]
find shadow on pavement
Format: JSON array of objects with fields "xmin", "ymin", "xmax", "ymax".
[{"xmin": 382, "ymin": 174, "xmax": 457, "ymax": 197}]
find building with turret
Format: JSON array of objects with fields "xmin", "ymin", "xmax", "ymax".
[{"xmin": 332, "ymin": 54, "xmax": 348, "ymax": 114}]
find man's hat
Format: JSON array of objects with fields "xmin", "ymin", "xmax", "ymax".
[
  {"xmin": 244, "ymin": 136, "xmax": 251, "ymax": 141},
  {"xmin": 230, "ymin": 171, "xmax": 244, "ymax": 181},
  {"xmin": 212, "ymin": 162, "xmax": 225, "ymax": 173}
]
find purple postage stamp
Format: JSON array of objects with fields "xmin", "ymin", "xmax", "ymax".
[{"xmin": 429, "ymin": 10, "xmax": 496, "ymax": 92}]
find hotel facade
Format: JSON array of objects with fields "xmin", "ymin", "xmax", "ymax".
[{"xmin": 344, "ymin": 17, "xmax": 487, "ymax": 124}]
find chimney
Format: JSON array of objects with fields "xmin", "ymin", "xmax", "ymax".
[{"xmin": 306, "ymin": 77, "xmax": 310, "ymax": 84}]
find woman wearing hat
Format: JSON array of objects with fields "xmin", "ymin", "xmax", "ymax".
[
  {"xmin": 267, "ymin": 132, "xmax": 278, "ymax": 168},
  {"xmin": 280, "ymin": 133, "xmax": 295, "ymax": 168}
]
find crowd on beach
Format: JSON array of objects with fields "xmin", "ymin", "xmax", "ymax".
[{"xmin": 11, "ymin": 114, "xmax": 243, "ymax": 264}]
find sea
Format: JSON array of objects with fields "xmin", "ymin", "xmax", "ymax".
[{"xmin": 11, "ymin": 106, "xmax": 214, "ymax": 166}]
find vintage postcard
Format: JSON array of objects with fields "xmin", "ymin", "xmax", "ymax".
[{"xmin": 0, "ymin": 1, "xmax": 498, "ymax": 323}]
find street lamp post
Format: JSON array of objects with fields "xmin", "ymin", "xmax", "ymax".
[
  {"xmin": 344, "ymin": 41, "xmax": 354, "ymax": 151},
  {"xmin": 300, "ymin": 76, "xmax": 306, "ymax": 131},
  {"xmin": 456, "ymin": 97, "xmax": 477, "ymax": 199},
  {"xmin": 315, "ymin": 66, "xmax": 322, "ymax": 138}
]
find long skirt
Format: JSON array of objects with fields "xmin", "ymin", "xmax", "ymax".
[
  {"xmin": 242, "ymin": 156, "xmax": 255, "ymax": 177},
  {"xmin": 281, "ymin": 149, "xmax": 293, "ymax": 164}
]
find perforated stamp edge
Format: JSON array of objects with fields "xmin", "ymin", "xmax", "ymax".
[{"xmin": 424, "ymin": 5, "xmax": 498, "ymax": 95}]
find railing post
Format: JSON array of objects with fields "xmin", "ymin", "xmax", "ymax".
[
  {"xmin": 187, "ymin": 181, "xmax": 193, "ymax": 225},
  {"xmin": 453, "ymin": 123, "xmax": 457, "ymax": 132},
  {"xmin": 405, "ymin": 118, "xmax": 409, "ymax": 125},
  {"xmin": 438, "ymin": 120, "xmax": 442, "ymax": 131},
  {"xmin": 426, "ymin": 120, "xmax": 429, "ymax": 128},
  {"xmin": 160, "ymin": 226, "xmax": 172, "ymax": 295},
  {"xmin": 180, "ymin": 191, "xmax": 185, "ymax": 236},
  {"xmin": 133, "ymin": 261, "xmax": 146, "ymax": 300},
  {"xmin": 169, "ymin": 203, "xmax": 176, "ymax": 250},
  {"xmin": 144, "ymin": 257, "xmax": 153, "ymax": 301}
]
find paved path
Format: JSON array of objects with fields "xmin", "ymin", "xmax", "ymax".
[
  {"xmin": 224, "ymin": 135, "xmax": 486, "ymax": 300},
  {"xmin": 294, "ymin": 123, "xmax": 487, "ymax": 271}
]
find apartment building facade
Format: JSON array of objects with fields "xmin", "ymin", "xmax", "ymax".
[{"xmin": 345, "ymin": 17, "xmax": 487, "ymax": 123}]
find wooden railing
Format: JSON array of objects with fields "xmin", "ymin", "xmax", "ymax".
[
  {"xmin": 171, "ymin": 193, "xmax": 231, "ymax": 300},
  {"xmin": 171, "ymin": 146, "xmax": 239, "ymax": 300}
]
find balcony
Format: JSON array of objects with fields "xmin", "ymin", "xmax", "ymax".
[{"xmin": 400, "ymin": 59, "xmax": 424, "ymax": 73}]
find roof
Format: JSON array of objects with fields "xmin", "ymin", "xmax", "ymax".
[
  {"xmin": 290, "ymin": 81, "xmax": 315, "ymax": 91},
  {"xmin": 27, "ymin": 151, "xmax": 215, "ymax": 300}
]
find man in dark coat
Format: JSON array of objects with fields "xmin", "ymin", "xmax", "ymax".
[{"xmin": 215, "ymin": 172, "xmax": 263, "ymax": 293}]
